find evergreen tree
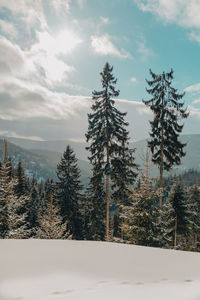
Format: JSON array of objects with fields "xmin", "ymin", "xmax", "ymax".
[
  {"xmin": 14, "ymin": 160, "xmax": 27, "ymax": 197},
  {"xmin": 120, "ymin": 177, "xmax": 161, "ymax": 247},
  {"xmin": 56, "ymin": 145, "xmax": 84, "ymax": 240},
  {"xmin": 86, "ymin": 62, "xmax": 137, "ymax": 240},
  {"xmin": 37, "ymin": 193, "xmax": 70, "ymax": 239},
  {"xmin": 188, "ymin": 185, "xmax": 200, "ymax": 251},
  {"xmin": 85, "ymin": 160, "xmax": 106, "ymax": 240},
  {"xmin": 161, "ymin": 197, "xmax": 175, "ymax": 248},
  {"xmin": 143, "ymin": 69, "xmax": 189, "ymax": 217},
  {"xmin": 166, "ymin": 183, "xmax": 191, "ymax": 249},
  {"xmin": 26, "ymin": 185, "xmax": 40, "ymax": 237},
  {"xmin": 8, "ymin": 193, "xmax": 29, "ymax": 239},
  {"xmin": 0, "ymin": 143, "xmax": 12, "ymax": 238}
]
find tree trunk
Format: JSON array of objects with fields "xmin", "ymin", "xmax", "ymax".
[
  {"xmin": 106, "ymin": 174, "xmax": 110, "ymax": 241},
  {"xmin": 49, "ymin": 192, "xmax": 53, "ymax": 226},
  {"xmin": 174, "ymin": 214, "xmax": 178, "ymax": 248},
  {"xmin": 105, "ymin": 123, "xmax": 110, "ymax": 241},
  {"xmin": 159, "ymin": 95, "xmax": 164, "ymax": 224}
]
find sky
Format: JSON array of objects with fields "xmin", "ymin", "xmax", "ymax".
[{"xmin": 0, "ymin": 0, "xmax": 200, "ymax": 142}]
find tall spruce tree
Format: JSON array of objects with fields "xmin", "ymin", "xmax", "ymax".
[
  {"xmin": 143, "ymin": 69, "xmax": 189, "ymax": 217},
  {"xmin": 56, "ymin": 145, "xmax": 84, "ymax": 240},
  {"xmin": 86, "ymin": 62, "xmax": 137, "ymax": 240}
]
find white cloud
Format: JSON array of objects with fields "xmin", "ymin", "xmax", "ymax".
[
  {"xmin": 29, "ymin": 29, "xmax": 82, "ymax": 85},
  {"xmin": 187, "ymin": 105, "xmax": 200, "ymax": 118},
  {"xmin": 0, "ymin": 79, "xmax": 91, "ymax": 121},
  {"xmin": 134, "ymin": 0, "xmax": 200, "ymax": 45},
  {"xmin": 77, "ymin": 0, "xmax": 85, "ymax": 8},
  {"xmin": 91, "ymin": 34, "xmax": 132, "ymax": 58},
  {"xmin": 192, "ymin": 99, "xmax": 200, "ymax": 104},
  {"xmin": 0, "ymin": 36, "xmax": 34, "ymax": 80},
  {"xmin": 130, "ymin": 77, "xmax": 137, "ymax": 83},
  {"xmin": 0, "ymin": 0, "xmax": 47, "ymax": 30},
  {"xmin": 0, "ymin": 20, "xmax": 17, "ymax": 37},
  {"xmin": 50, "ymin": 0, "xmax": 71, "ymax": 14},
  {"xmin": 100, "ymin": 17, "xmax": 110, "ymax": 24},
  {"xmin": 134, "ymin": 0, "xmax": 200, "ymax": 29},
  {"xmin": 184, "ymin": 83, "xmax": 200, "ymax": 93},
  {"xmin": 0, "ymin": 130, "xmax": 44, "ymax": 141}
]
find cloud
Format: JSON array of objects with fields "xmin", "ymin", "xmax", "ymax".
[
  {"xmin": 77, "ymin": 0, "xmax": 85, "ymax": 8},
  {"xmin": 134, "ymin": 0, "xmax": 200, "ymax": 29},
  {"xmin": 0, "ymin": 0, "xmax": 47, "ymax": 30},
  {"xmin": 0, "ymin": 36, "xmax": 33, "ymax": 80},
  {"xmin": 192, "ymin": 99, "xmax": 200, "ymax": 105},
  {"xmin": 100, "ymin": 17, "xmax": 110, "ymax": 24},
  {"xmin": 91, "ymin": 34, "xmax": 132, "ymax": 58},
  {"xmin": 184, "ymin": 83, "xmax": 200, "ymax": 93},
  {"xmin": 0, "ymin": 130, "xmax": 44, "ymax": 141},
  {"xmin": 0, "ymin": 20, "xmax": 18, "ymax": 38},
  {"xmin": 50, "ymin": 0, "xmax": 71, "ymax": 14},
  {"xmin": 0, "ymin": 79, "xmax": 91, "ymax": 121},
  {"xmin": 0, "ymin": 29, "xmax": 82, "ymax": 87},
  {"xmin": 187, "ymin": 105, "xmax": 200, "ymax": 118},
  {"xmin": 134, "ymin": 0, "xmax": 200, "ymax": 45},
  {"xmin": 130, "ymin": 77, "xmax": 137, "ymax": 83}
]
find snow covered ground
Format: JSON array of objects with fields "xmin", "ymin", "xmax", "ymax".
[{"xmin": 0, "ymin": 240, "xmax": 200, "ymax": 300}]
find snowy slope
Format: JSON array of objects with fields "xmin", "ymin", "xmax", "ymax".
[{"xmin": 0, "ymin": 240, "xmax": 200, "ymax": 300}]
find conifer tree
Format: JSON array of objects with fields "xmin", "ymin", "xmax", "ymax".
[
  {"xmin": 85, "ymin": 160, "xmax": 106, "ymax": 240},
  {"xmin": 161, "ymin": 197, "xmax": 175, "ymax": 248},
  {"xmin": 188, "ymin": 185, "xmax": 200, "ymax": 251},
  {"xmin": 0, "ymin": 141, "xmax": 12, "ymax": 238},
  {"xmin": 86, "ymin": 62, "xmax": 137, "ymax": 240},
  {"xmin": 56, "ymin": 145, "xmax": 84, "ymax": 240},
  {"xmin": 37, "ymin": 193, "xmax": 70, "ymax": 239},
  {"xmin": 143, "ymin": 69, "xmax": 189, "ymax": 217},
  {"xmin": 14, "ymin": 160, "xmax": 27, "ymax": 197},
  {"xmin": 166, "ymin": 183, "xmax": 191, "ymax": 249},
  {"xmin": 26, "ymin": 185, "xmax": 40, "ymax": 237},
  {"xmin": 8, "ymin": 193, "xmax": 29, "ymax": 239},
  {"xmin": 120, "ymin": 177, "xmax": 161, "ymax": 247}
]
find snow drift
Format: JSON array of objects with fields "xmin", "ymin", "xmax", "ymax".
[{"xmin": 0, "ymin": 240, "xmax": 200, "ymax": 300}]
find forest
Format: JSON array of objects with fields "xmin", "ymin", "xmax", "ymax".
[{"xmin": 0, "ymin": 63, "xmax": 199, "ymax": 252}]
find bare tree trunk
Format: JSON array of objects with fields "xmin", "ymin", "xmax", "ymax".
[
  {"xmin": 49, "ymin": 192, "xmax": 53, "ymax": 226},
  {"xmin": 146, "ymin": 149, "xmax": 149, "ymax": 193},
  {"xmin": 105, "ymin": 123, "xmax": 110, "ymax": 241},
  {"xmin": 174, "ymin": 215, "xmax": 178, "ymax": 248},
  {"xmin": 159, "ymin": 104, "xmax": 164, "ymax": 224},
  {"xmin": 106, "ymin": 174, "xmax": 110, "ymax": 241}
]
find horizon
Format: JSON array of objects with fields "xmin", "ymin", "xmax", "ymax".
[{"xmin": 1, "ymin": 1, "xmax": 200, "ymax": 141}]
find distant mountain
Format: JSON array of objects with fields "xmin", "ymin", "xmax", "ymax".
[
  {"xmin": 5, "ymin": 137, "xmax": 88, "ymax": 160},
  {"xmin": 0, "ymin": 139, "xmax": 90, "ymax": 184},
  {"xmin": 2, "ymin": 134, "xmax": 200, "ymax": 181},
  {"xmin": 130, "ymin": 134, "xmax": 200, "ymax": 177}
]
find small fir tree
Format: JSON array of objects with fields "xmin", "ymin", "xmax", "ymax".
[
  {"xmin": 120, "ymin": 177, "xmax": 162, "ymax": 247},
  {"xmin": 56, "ymin": 145, "xmax": 84, "ymax": 240}
]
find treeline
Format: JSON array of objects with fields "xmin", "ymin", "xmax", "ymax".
[{"xmin": 1, "ymin": 63, "xmax": 199, "ymax": 252}]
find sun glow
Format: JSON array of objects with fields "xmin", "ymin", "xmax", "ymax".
[{"xmin": 32, "ymin": 29, "xmax": 82, "ymax": 83}]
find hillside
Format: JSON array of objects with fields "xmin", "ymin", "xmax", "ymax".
[
  {"xmin": 0, "ymin": 240, "xmax": 200, "ymax": 300},
  {"xmin": 4, "ymin": 134, "xmax": 200, "ymax": 179},
  {"xmin": 0, "ymin": 140, "xmax": 90, "ymax": 184}
]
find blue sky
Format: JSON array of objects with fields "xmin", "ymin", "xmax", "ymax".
[{"xmin": 0, "ymin": 0, "xmax": 200, "ymax": 142}]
